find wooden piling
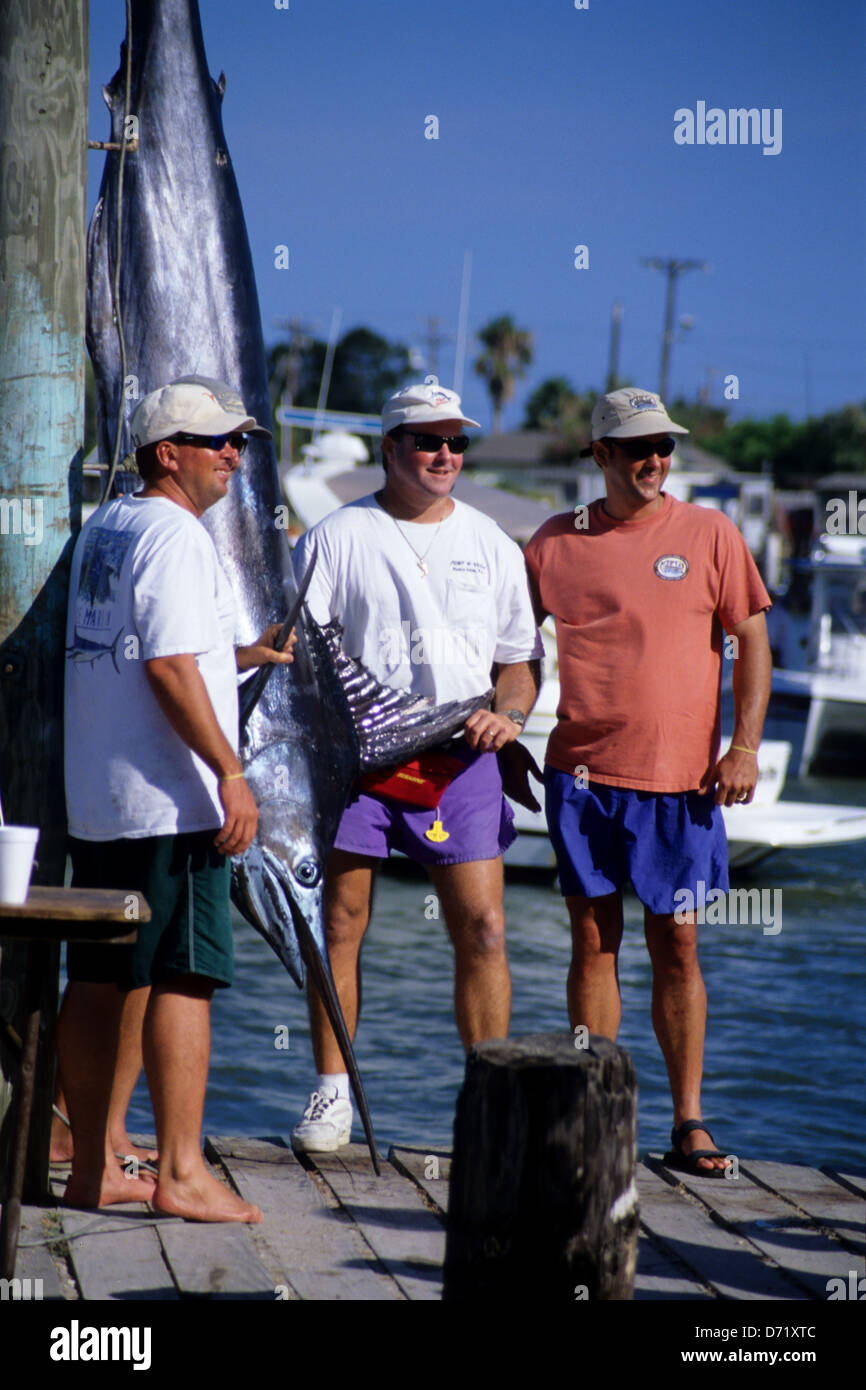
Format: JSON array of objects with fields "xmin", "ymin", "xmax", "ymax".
[
  {"xmin": 442, "ymin": 1031, "xmax": 639, "ymax": 1301},
  {"xmin": 0, "ymin": 0, "xmax": 88, "ymax": 1196}
]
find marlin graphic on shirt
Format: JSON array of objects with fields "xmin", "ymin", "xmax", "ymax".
[{"xmin": 66, "ymin": 627, "xmax": 125, "ymax": 673}]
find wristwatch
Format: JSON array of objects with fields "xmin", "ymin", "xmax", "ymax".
[{"xmin": 503, "ymin": 709, "xmax": 526, "ymax": 727}]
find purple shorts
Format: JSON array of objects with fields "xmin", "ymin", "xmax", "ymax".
[{"xmin": 335, "ymin": 742, "xmax": 516, "ymax": 866}]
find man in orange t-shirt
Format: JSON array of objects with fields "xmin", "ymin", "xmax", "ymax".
[{"xmin": 525, "ymin": 388, "xmax": 772, "ymax": 1177}]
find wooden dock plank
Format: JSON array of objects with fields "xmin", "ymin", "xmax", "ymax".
[
  {"xmin": 824, "ymin": 1167, "xmax": 866, "ymax": 1200},
  {"xmin": 59, "ymin": 1207, "xmax": 178, "ymax": 1301},
  {"xmin": 309, "ymin": 1144, "xmax": 445, "ymax": 1301},
  {"xmin": 209, "ymin": 1140, "xmax": 405, "ymax": 1301},
  {"xmin": 388, "ymin": 1145, "xmax": 450, "ymax": 1214},
  {"xmin": 634, "ymin": 1233, "xmax": 714, "ymax": 1301},
  {"xmin": 636, "ymin": 1163, "xmax": 808, "ymax": 1300},
  {"xmin": 157, "ymin": 1221, "xmax": 275, "ymax": 1298},
  {"xmin": 647, "ymin": 1155, "xmax": 853, "ymax": 1298},
  {"xmin": 742, "ymin": 1160, "xmax": 866, "ymax": 1257},
  {"xmin": 10, "ymin": 1205, "xmax": 67, "ymax": 1300}
]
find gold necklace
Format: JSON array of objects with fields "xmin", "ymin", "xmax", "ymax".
[{"xmin": 390, "ymin": 513, "xmax": 443, "ymax": 577}]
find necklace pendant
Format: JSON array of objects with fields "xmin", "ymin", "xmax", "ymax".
[{"xmin": 417, "ymin": 559, "xmax": 428, "ymax": 576}]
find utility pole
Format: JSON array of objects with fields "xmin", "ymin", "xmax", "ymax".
[
  {"xmin": 640, "ymin": 257, "xmax": 708, "ymax": 400},
  {"xmin": 606, "ymin": 301, "xmax": 624, "ymax": 392},
  {"xmin": 273, "ymin": 316, "xmax": 314, "ymax": 467},
  {"xmin": 424, "ymin": 315, "xmax": 453, "ymax": 382}
]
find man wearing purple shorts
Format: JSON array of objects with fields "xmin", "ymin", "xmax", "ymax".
[
  {"xmin": 525, "ymin": 388, "xmax": 772, "ymax": 1177},
  {"xmin": 290, "ymin": 382, "xmax": 542, "ymax": 1152}
]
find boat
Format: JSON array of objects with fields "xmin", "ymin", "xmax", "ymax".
[
  {"xmin": 770, "ymin": 534, "xmax": 866, "ymax": 775},
  {"xmin": 504, "ymin": 628, "xmax": 866, "ymax": 872}
]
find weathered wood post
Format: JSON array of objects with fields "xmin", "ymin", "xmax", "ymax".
[
  {"xmin": 0, "ymin": 0, "xmax": 88, "ymax": 1195},
  {"xmin": 443, "ymin": 1032, "xmax": 639, "ymax": 1301}
]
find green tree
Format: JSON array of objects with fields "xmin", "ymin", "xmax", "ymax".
[
  {"xmin": 474, "ymin": 315, "xmax": 533, "ymax": 433},
  {"xmin": 268, "ymin": 326, "xmax": 411, "ymax": 417},
  {"xmin": 703, "ymin": 403, "xmax": 866, "ymax": 485},
  {"xmin": 522, "ymin": 377, "xmax": 577, "ymax": 429}
]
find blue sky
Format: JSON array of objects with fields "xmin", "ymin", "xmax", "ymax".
[{"xmin": 87, "ymin": 0, "xmax": 865, "ymax": 432}]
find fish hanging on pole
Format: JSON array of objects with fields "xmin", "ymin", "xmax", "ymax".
[{"xmin": 86, "ymin": 0, "xmax": 489, "ymax": 1171}]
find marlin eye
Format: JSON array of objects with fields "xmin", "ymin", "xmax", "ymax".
[{"xmin": 294, "ymin": 858, "xmax": 320, "ymax": 887}]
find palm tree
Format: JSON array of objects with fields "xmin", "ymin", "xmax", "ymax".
[{"xmin": 474, "ymin": 315, "xmax": 533, "ymax": 433}]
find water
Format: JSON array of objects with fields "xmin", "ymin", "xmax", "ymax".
[{"xmin": 124, "ymin": 711, "xmax": 866, "ymax": 1172}]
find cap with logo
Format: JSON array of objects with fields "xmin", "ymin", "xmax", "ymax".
[
  {"xmin": 130, "ymin": 377, "xmax": 273, "ymax": 449},
  {"xmin": 578, "ymin": 388, "xmax": 688, "ymax": 457},
  {"xmin": 381, "ymin": 382, "xmax": 481, "ymax": 435}
]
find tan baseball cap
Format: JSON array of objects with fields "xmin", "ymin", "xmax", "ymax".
[
  {"xmin": 130, "ymin": 377, "xmax": 272, "ymax": 448},
  {"xmin": 382, "ymin": 382, "xmax": 480, "ymax": 435},
  {"xmin": 579, "ymin": 388, "xmax": 688, "ymax": 456}
]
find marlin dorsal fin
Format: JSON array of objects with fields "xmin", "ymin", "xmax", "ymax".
[{"xmin": 320, "ymin": 621, "xmax": 492, "ymax": 771}]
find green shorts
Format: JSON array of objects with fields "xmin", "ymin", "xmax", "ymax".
[{"xmin": 67, "ymin": 832, "xmax": 234, "ymax": 990}]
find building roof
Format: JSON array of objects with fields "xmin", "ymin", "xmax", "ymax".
[{"xmin": 319, "ymin": 465, "xmax": 556, "ymax": 542}]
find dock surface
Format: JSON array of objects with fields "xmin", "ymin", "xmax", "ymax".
[{"xmin": 10, "ymin": 1138, "xmax": 864, "ymax": 1301}]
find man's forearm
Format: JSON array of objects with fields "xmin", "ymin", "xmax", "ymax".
[
  {"xmin": 492, "ymin": 659, "xmax": 541, "ymax": 719},
  {"xmin": 145, "ymin": 654, "xmax": 242, "ymax": 778},
  {"xmin": 730, "ymin": 622, "xmax": 772, "ymax": 750}
]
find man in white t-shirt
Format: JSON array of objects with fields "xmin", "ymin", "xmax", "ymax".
[
  {"xmin": 290, "ymin": 382, "xmax": 543, "ymax": 1152},
  {"xmin": 60, "ymin": 379, "xmax": 291, "ymax": 1221}
]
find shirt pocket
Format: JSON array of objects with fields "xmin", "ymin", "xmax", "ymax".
[{"xmin": 445, "ymin": 576, "xmax": 491, "ymax": 625}]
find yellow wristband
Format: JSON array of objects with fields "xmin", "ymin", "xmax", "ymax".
[
  {"xmin": 220, "ymin": 771, "xmax": 246, "ymax": 782},
  {"xmin": 729, "ymin": 745, "xmax": 757, "ymax": 755}
]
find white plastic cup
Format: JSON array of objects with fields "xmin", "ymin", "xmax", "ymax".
[{"xmin": 0, "ymin": 826, "xmax": 40, "ymax": 905}]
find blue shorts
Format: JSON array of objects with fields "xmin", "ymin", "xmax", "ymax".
[
  {"xmin": 544, "ymin": 769, "xmax": 729, "ymax": 914},
  {"xmin": 336, "ymin": 743, "xmax": 516, "ymax": 866}
]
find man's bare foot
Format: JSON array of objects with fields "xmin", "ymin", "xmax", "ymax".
[
  {"xmin": 64, "ymin": 1166, "xmax": 157, "ymax": 1209},
  {"xmin": 153, "ymin": 1167, "xmax": 262, "ymax": 1223},
  {"xmin": 113, "ymin": 1136, "xmax": 159, "ymax": 1164}
]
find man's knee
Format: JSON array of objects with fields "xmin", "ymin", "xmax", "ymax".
[
  {"xmin": 449, "ymin": 903, "xmax": 506, "ymax": 959},
  {"xmin": 324, "ymin": 899, "xmax": 370, "ymax": 951},
  {"xmin": 646, "ymin": 915, "xmax": 701, "ymax": 972}
]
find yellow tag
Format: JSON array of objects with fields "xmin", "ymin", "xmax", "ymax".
[{"xmin": 424, "ymin": 817, "xmax": 450, "ymax": 843}]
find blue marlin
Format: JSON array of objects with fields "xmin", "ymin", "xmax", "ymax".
[
  {"xmin": 65, "ymin": 628, "xmax": 124, "ymax": 673},
  {"xmin": 86, "ymin": 0, "xmax": 488, "ymax": 1168}
]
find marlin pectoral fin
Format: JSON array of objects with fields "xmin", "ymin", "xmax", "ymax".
[
  {"xmin": 239, "ymin": 542, "xmax": 319, "ymax": 735},
  {"xmin": 292, "ymin": 905, "xmax": 381, "ymax": 1176}
]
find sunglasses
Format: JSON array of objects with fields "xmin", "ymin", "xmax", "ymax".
[
  {"xmin": 396, "ymin": 430, "xmax": 470, "ymax": 455},
  {"xmin": 606, "ymin": 435, "xmax": 676, "ymax": 461},
  {"xmin": 170, "ymin": 432, "xmax": 248, "ymax": 454}
]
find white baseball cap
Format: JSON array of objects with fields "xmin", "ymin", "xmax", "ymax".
[
  {"xmin": 381, "ymin": 382, "xmax": 480, "ymax": 435},
  {"xmin": 130, "ymin": 377, "xmax": 272, "ymax": 448},
  {"xmin": 579, "ymin": 388, "xmax": 688, "ymax": 456}
]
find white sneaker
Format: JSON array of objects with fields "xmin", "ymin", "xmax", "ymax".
[{"xmin": 291, "ymin": 1085, "xmax": 353, "ymax": 1153}]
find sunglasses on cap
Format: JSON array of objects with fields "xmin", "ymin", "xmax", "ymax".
[
  {"xmin": 394, "ymin": 430, "xmax": 470, "ymax": 455},
  {"xmin": 170, "ymin": 431, "xmax": 248, "ymax": 454},
  {"xmin": 604, "ymin": 435, "xmax": 676, "ymax": 461}
]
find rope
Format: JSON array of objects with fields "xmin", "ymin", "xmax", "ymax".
[{"xmin": 100, "ymin": 0, "xmax": 134, "ymax": 505}]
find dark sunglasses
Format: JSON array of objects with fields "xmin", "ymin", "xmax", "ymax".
[
  {"xmin": 170, "ymin": 431, "xmax": 248, "ymax": 454},
  {"xmin": 396, "ymin": 430, "xmax": 470, "ymax": 455},
  {"xmin": 606, "ymin": 435, "xmax": 676, "ymax": 461}
]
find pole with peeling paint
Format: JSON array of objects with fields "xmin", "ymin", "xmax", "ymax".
[{"xmin": 0, "ymin": 0, "xmax": 88, "ymax": 1195}]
